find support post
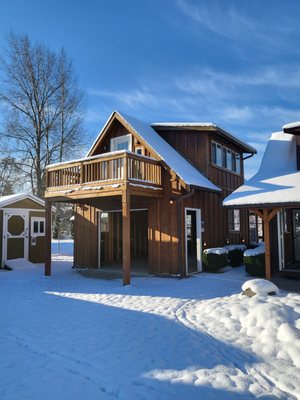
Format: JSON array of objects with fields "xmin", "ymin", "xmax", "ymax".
[
  {"xmin": 45, "ymin": 200, "xmax": 52, "ymax": 276},
  {"xmin": 122, "ymin": 190, "xmax": 131, "ymax": 285},
  {"xmin": 263, "ymin": 209, "xmax": 271, "ymax": 280}
]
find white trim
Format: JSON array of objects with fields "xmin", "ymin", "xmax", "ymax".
[
  {"xmin": 31, "ymin": 217, "xmax": 45, "ymax": 237},
  {"xmin": 185, "ymin": 208, "xmax": 202, "ymax": 275},
  {"xmin": 2, "ymin": 210, "xmax": 29, "ymax": 266},
  {"xmin": 0, "ymin": 208, "xmax": 45, "ymax": 212},
  {"xmin": 0, "ymin": 193, "xmax": 46, "ymax": 208},
  {"xmin": 277, "ymin": 211, "xmax": 285, "ymax": 271},
  {"xmin": 110, "ymin": 134, "xmax": 132, "ymax": 152}
]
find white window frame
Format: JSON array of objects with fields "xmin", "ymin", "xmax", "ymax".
[
  {"xmin": 110, "ymin": 134, "xmax": 132, "ymax": 152},
  {"xmin": 211, "ymin": 140, "xmax": 241, "ymax": 175},
  {"xmin": 228, "ymin": 209, "xmax": 240, "ymax": 232},
  {"xmin": 135, "ymin": 145, "xmax": 144, "ymax": 155},
  {"xmin": 185, "ymin": 208, "xmax": 202, "ymax": 275},
  {"xmin": 31, "ymin": 217, "xmax": 45, "ymax": 237}
]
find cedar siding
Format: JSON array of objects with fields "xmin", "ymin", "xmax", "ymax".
[{"xmin": 45, "ymin": 111, "xmax": 254, "ymax": 282}]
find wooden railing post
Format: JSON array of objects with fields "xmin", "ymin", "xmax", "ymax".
[
  {"xmin": 80, "ymin": 162, "xmax": 84, "ymax": 185},
  {"xmin": 45, "ymin": 200, "xmax": 52, "ymax": 276}
]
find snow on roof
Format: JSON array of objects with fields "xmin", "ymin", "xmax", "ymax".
[
  {"xmin": 223, "ymin": 132, "xmax": 300, "ymax": 207},
  {"xmin": 152, "ymin": 122, "xmax": 256, "ymax": 154},
  {"xmin": 88, "ymin": 111, "xmax": 221, "ymax": 192},
  {"xmin": 282, "ymin": 121, "xmax": 300, "ymax": 130},
  {"xmin": 0, "ymin": 193, "xmax": 46, "ymax": 208}
]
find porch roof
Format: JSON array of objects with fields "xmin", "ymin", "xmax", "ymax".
[
  {"xmin": 87, "ymin": 111, "xmax": 221, "ymax": 193},
  {"xmin": 223, "ymin": 131, "xmax": 300, "ymax": 208}
]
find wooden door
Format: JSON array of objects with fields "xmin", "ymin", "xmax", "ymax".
[{"xmin": 3, "ymin": 211, "xmax": 29, "ymax": 266}]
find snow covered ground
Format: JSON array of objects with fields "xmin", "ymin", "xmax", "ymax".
[{"xmin": 0, "ymin": 243, "xmax": 299, "ymax": 399}]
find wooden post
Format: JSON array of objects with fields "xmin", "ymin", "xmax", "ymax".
[
  {"xmin": 263, "ymin": 209, "xmax": 271, "ymax": 280},
  {"xmin": 122, "ymin": 190, "xmax": 131, "ymax": 285},
  {"xmin": 45, "ymin": 200, "xmax": 52, "ymax": 276},
  {"xmin": 122, "ymin": 153, "xmax": 131, "ymax": 285}
]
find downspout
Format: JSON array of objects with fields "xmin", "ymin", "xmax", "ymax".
[{"xmin": 176, "ymin": 187, "xmax": 195, "ymax": 279}]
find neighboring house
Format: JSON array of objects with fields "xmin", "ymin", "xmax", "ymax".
[
  {"xmin": 44, "ymin": 110, "xmax": 256, "ymax": 284},
  {"xmin": 223, "ymin": 122, "xmax": 300, "ymax": 279},
  {"xmin": 0, "ymin": 193, "xmax": 47, "ymax": 268}
]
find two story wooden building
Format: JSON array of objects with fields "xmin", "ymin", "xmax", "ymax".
[{"xmin": 44, "ymin": 111, "xmax": 256, "ymax": 284}]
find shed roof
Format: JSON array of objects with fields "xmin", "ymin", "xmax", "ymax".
[
  {"xmin": 0, "ymin": 193, "xmax": 46, "ymax": 208},
  {"xmin": 87, "ymin": 111, "xmax": 221, "ymax": 192},
  {"xmin": 223, "ymin": 132, "xmax": 300, "ymax": 208}
]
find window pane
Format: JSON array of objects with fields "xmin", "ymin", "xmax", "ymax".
[
  {"xmin": 235, "ymin": 154, "xmax": 241, "ymax": 173},
  {"xmin": 33, "ymin": 221, "xmax": 39, "ymax": 233},
  {"xmin": 40, "ymin": 221, "xmax": 45, "ymax": 233},
  {"xmin": 232, "ymin": 152, "xmax": 236, "ymax": 172},
  {"xmin": 211, "ymin": 143, "xmax": 217, "ymax": 164},
  {"xmin": 216, "ymin": 145, "xmax": 222, "ymax": 166},
  {"xmin": 117, "ymin": 142, "xmax": 129, "ymax": 150},
  {"xmin": 222, "ymin": 148, "xmax": 227, "ymax": 168},
  {"xmin": 233, "ymin": 209, "xmax": 240, "ymax": 231},
  {"xmin": 226, "ymin": 150, "xmax": 232, "ymax": 170}
]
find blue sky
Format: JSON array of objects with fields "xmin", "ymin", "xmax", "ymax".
[{"xmin": 1, "ymin": 0, "xmax": 300, "ymax": 177}]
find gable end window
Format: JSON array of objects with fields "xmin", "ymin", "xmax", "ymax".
[
  {"xmin": 228, "ymin": 209, "xmax": 240, "ymax": 232},
  {"xmin": 110, "ymin": 134, "xmax": 132, "ymax": 152},
  {"xmin": 211, "ymin": 141, "xmax": 241, "ymax": 174}
]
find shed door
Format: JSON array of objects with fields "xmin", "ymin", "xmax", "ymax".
[
  {"xmin": 3, "ymin": 211, "xmax": 29, "ymax": 266},
  {"xmin": 185, "ymin": 208, "xmax": 202, "ymax": 274}
]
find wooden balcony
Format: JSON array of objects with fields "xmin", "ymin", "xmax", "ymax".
[{"xmin": 45, "ymin": 151, "xmax": 163, "ymax": 200}]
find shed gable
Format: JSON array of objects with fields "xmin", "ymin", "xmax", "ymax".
[{"xmin": 2, "ymin": 198, "xmax": 45, "ymax": 210}]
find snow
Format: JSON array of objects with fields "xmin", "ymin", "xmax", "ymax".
[
  {"xmin": 223, "ymin": 131, "xmax": 300, "ymax": 207},
  {"xmin": 224, "ymin": 244, "xmax": 247, "ymax": 251},
  {"xmin": 242, "ymin": 279, "xmax": 280, "ymax": 295},
  {"xmin": 203, "ymin": 247, "xmax": 229, "ymax": 255},
  {"xmin": 1, "ymin": 245, "xmax": 299, "ymax": 399},
  {"xmin": 86, "ymin": 111, "xmax": 221, "ymax": 192},
  {"xmin": 244, "ymin": 244, "xmax": 265, "ymax": 257},
  {"xmin": 283, "ymin": 121, "xmax": 300, "ymax": 130},
  {"xmin": 0, "ymin": 192, "xmax": 46, "ymax": 208}
]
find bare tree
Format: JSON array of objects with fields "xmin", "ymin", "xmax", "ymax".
[
  {"xmin": 0, "ymin": 157, "xmax": 21, "ymax": 196},
  {"xmin": 0, "ymin": 33, "xmax": 85, "ymax": 197}
]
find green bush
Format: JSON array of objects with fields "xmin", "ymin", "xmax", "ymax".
[
  {"xmin": 244, "ymin": 253, "xmax": 265, "ymax": 277},
  {"xmin": 203, "ymin": 250, "xmax": 228, "ymax": 272}
]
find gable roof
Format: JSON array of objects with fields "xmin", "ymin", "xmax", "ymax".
[
  {"xmin": 87, "ymin": 110, "xmax": 221, "ymax": 192},
  {"xmin": 0, "ymin": 193, "xmax": 47, "ymax": 208},
  {"xmin": 223, "ymin": 132, "xmax": 300, "ymax": 208},
  {"xmin": 152, "ymin": 122, "xmax": 257, "ymax": 154}
]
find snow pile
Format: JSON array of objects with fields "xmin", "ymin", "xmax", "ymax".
[
  {"xmin": 4, "ymin": 258, "xmax": 39, "ymax": 270},
  {"xmin": 1, "ymin": 252, "xmax": 299, "ymax": 399},
  {"xmin": 224, "ymin": 244, "xmax": 247, "ymax": 251},
  {"xmin": 242, "ymin": 279, "xmax": 280, "ymax": 295},
  {"xmin": 203, "ymin": 247, "xmax": 229, "ymax": 255},
  {"xmin": 244, "ymin": 243, "xmax": 265, "ymax": 257}
]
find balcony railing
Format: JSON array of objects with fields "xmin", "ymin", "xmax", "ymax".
[{"xmin": 45, "ymin": 151, "xmax": 162, "ymax": 192}]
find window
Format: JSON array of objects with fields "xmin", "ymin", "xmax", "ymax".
[
  {"xmin": 31, "ymin": 217, "xmax": 45, "ymax": 237},
  {"xmin": 211, "ymin": 141, "xmax": 241, "ymax": 174},
  {"xmin": 228, "ymin": 209, "xmax": 240, "ymax": 232},
  {"xmin": 135, "ymin": 145, "xmax": 144, "ymax": 155},
  {"xmin": 249, "ymin": 212, "xmax": 263, "ymax": 243},
  {"xmin": 110, "ymin": 134, "xmax": 132, "ymax": 152}
]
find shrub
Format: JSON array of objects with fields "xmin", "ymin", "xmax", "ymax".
[
  {"xmin": 224, "ymin": 245, "xmax": 246, "ymax": 268},
  {"xmin": 244, "ymin": 246, "xmax": 265, "ymax": 277},
  {"xmin": 203, "ymin": 248, "xmax": 228, "ymax": 272}
]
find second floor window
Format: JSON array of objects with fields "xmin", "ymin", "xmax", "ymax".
[
  {"xmin": 110, "ymin": 134, "xmax": 132, "ymax": 152},
  {"xmin": 212, "ymin": 141, "xmax": 241, "ymax": 174}
]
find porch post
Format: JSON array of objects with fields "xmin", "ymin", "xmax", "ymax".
[
  {"xmin": 122, "ymin": 190, "xmax": 131, "ymax": 285},
  {"xmin": 45, "ymin": 200, "xmax": 52, "ymax": 276},
  {"xmin": 263, "ymin": 209, "xmax": 271, "ymax": 280}
]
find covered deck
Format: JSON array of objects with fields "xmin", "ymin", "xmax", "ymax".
[{"xmin": 44, "ymin": 150, "xmax": 164, "ymax": 285}]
